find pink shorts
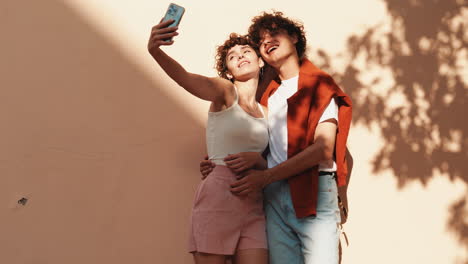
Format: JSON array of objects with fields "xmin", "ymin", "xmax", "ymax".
[{"xmin": 188, "ymin": 165, "xmax": 267, "ymax": 255}]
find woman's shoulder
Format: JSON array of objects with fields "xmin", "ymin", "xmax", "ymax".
[{"xmin": 208, "ymin": 77, "xmax": 236, "ymax": 111}]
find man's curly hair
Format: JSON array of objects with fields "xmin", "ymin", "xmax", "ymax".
[
  {"xmin": 248, "ymin": 11, "xmax": 307, "ymax": 59},
  {"xmin": 215, "ymin": 33, "xmax": 260, "ymax": 80}
]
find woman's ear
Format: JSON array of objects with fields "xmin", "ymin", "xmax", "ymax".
[
  {"xmin": 258, "ymin": 57, "xmax": 265, "ymax": 68},
  {"xmin": 226, "ymin": 72, "xmax": 233, "ymax": 80}
]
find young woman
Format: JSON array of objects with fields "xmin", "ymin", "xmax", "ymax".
[{"xmin": 147, "ymin": 19, "xmax": 268, "ymax": 264}]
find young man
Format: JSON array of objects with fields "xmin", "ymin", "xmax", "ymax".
[{"xmin": 202, "ymin": 12, "xmax": 352, "ymax": 264}]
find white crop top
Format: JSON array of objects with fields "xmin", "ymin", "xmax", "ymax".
[{"xmin": 206, "ymin": 86, "xmax": 269, "ymax": 165}]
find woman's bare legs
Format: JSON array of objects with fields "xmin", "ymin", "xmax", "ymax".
[
  {"xmin": 193, "ymin": 252, "xmax": 227, "ymax": 264},
  {"xmin": 233, "ymin": 249, "xmax": 268, "ymax": 264}
]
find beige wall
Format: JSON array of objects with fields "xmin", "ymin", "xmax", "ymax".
[{"xmin": 1, "ymin": 0, "xmax": 466, "ymax": 263}]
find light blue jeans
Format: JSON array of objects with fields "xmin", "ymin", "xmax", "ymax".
[{"xmin": 263, "ymin": 174, "xmax": 341, "ymax": 264}]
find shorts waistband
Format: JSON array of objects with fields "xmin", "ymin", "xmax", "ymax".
[{"xmin": 209, "ymin": 158, "xmax": 226, "ymax": 166}]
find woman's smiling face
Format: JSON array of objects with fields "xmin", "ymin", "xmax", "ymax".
[{"xmin": 225, "ymin": 44, "xmax": 264, "ymax": 81}]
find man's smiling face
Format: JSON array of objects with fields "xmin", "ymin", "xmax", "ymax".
[{"xmin": 258, "ymin": 29, "xmax": 298, "ymax": 67}]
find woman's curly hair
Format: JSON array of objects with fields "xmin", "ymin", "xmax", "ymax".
[
  {"xmin": 248, "ymin": 11, "xmax": 307, "ymax": 59},
  {"xmin": 215, "ymin": 33, "xmax": 260, "ymax": 80}
]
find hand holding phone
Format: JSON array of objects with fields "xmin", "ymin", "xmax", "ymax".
[
  {"xmin": 147, "ymin": 3, "xmax": 185, "ymax": 54},
  {"xmin": 161, "ymin": 3, "xmax": 185, "ymax": 41}
]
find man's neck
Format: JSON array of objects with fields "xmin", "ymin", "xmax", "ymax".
[{"xmin": 275, "ymin": 55, "xmax": 300, "ymax": 81}]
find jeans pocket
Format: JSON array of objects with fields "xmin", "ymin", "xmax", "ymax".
[
  {"xmin": 318, "ymin": 175, "xmax": 333, "ymax": 192},
  {"xmin": 316, "ymin": 176, "xmax": 339, "ymax": 219},
  {"xmin": 263, "ymin": 181, "xmax": 282, "ymax": 203}
]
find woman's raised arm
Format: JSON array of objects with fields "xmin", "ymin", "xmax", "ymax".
[{"xmin": 147, "ymin": 19, "xmax": 232, "ymax": 102}]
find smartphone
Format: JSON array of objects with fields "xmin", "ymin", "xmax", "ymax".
[{"xmin": 162, "ymin": 3, "xmax": 185, "ymax": 42}]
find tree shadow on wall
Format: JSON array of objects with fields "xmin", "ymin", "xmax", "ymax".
[{"xmin": 314, "ymin": 1, "xmax": 467, "ymax": 262}]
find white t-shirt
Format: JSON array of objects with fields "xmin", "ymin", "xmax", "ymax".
[{"xmin": 267, "ymin": 75, "xmax": 338, "ymax": 171}]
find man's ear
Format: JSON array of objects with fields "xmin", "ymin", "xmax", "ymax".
[{"xmin": 290, "ymin": 33, "xmax": 298, "ymax": 44}]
